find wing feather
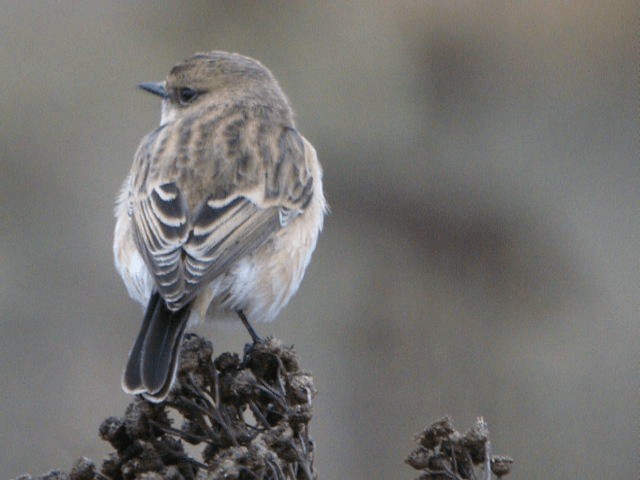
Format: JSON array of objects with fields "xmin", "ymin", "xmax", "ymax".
[
  {"xmin": 132, "ymin": 183, "xmax": 189, "ymax": 304},
  {"xmin": 181, "ymin": 197, "xmax": 281, "ymax": 304}
]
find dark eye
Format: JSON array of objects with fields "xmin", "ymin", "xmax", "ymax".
[{"xmin": 175, "ymin": 87, "xmax": 198, "ymax": 105}]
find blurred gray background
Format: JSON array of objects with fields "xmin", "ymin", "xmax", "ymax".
[{"xmin": 1, "ymin": 2, "xmax": 636, "ymax": 478}]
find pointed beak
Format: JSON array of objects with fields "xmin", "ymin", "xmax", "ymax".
[{"xmin": 138, "ymin": 82, "xmax": 168, "ymax": 99}]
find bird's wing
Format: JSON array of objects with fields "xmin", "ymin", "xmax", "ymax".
[
  {"xmin": 131, "ymin": 182, "xmax": 190, "ymax": 305},
  {"xmin": 129, "ymin": 118, "xmax": 315, "ymax": 311},
  {"xmin": 182, "ymin": 196, "xmax": 280, "ymax": 300}
]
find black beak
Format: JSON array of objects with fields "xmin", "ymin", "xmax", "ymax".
[{"xmin": 138, "ymin": 82, "xmax": 168, "ymax": 99}]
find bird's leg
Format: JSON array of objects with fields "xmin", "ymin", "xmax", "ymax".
[{"xmin": 236, "ymin": 309, "xmax": 262, "ymax": 344}]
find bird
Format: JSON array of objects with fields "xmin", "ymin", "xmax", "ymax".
[{"xmin": 113, "ymin": 51, "xmax": 326, "ymax": 402}]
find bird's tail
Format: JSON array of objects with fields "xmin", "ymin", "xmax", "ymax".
[{"xmin": 122, "ymin": 291, "xmax": 190, "ymax": 402}]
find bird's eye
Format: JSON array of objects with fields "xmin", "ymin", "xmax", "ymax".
[{"xmin": 175, "ymin": 87, "xmax": 199, "ymax": 105}]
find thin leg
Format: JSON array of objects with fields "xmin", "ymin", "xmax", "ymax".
[{"xmin": 236, "ymin": 309, "xmax": 262, "ymax": 343}]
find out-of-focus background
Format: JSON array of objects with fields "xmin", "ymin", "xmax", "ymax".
[{"xmin": 1, "ymin": 2, "xmax": 636, "ymax": 478}]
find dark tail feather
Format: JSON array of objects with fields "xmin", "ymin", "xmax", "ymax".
[
  {"xmin": 140, "ymin": 295, "xmax": 190, "ymax": 400},
  {"xmin": 122, "ymin": 291, "xmax": 191, "ymax": 402},
  {"xmin": 122, "ymin": 292, "xmax": 161, "ymax": 394}
]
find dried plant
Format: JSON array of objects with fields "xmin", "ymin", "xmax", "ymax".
[
  {"xmin": 15, "ymin": 336, "xmax": 514, "ymax": 480},
  {"xmin": 15, "ymin": 334, "xmax": 316, "ymax": 480},
  {"xmin": 405, "ymin": 416, "xmax": 513, "ymax": 480}
]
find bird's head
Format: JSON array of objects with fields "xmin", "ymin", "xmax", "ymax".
[{"xmin": 139, "ymin": 51, "xmax": 292, "ymax": 125}]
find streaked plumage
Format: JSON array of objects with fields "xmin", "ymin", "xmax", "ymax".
[{"xmin": 113, "ymin": 52, "xmax": 326, "ymax": 401}]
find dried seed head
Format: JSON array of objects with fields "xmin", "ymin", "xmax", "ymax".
[
  {"xmin": 491, "ymin": 455, "xmax": 514, "ymax": 478},
  {"xmin": 69, "ymin": 457, "xmax": 96, "ymax": 480},
  {"xmin": 416, "ymin": 416, "xmax": 456, "ymax": 449}
]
